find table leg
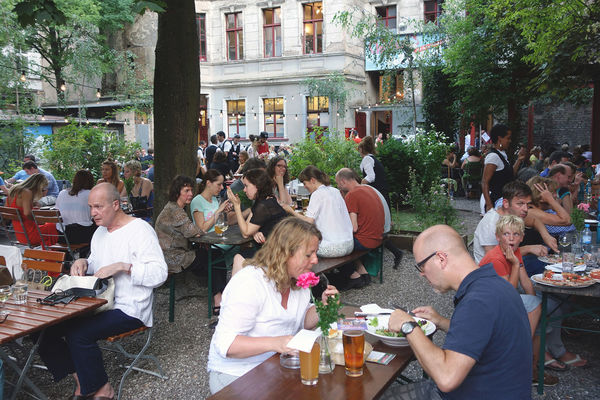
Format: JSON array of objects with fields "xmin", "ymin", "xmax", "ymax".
[
  {"xmin": 207, "ymin": 247, "xmax": 213, "ymax": 318},
  {"xmin": 0, "ymin": 330, "xmax": 48, "ymax": 400},
  {"xmin": 537, "ymin": 292, "xmax": 548, "ymax": 395}
]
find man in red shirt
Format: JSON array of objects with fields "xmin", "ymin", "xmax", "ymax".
[{"xmin": 335, "ymin": 168, "xmax": 384, "ymax": 288}]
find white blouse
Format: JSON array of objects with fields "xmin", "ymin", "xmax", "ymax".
[
  {"xmin": 55, "ymin": 189, "xmax": 92, "ymax": 230},
  {"xmin": 305, "ymin": 185, "xmax": 354, "ymax": 247},
  {"xmin": 207, "ymin": 266, "xmax": 311, "ymax": 377}
]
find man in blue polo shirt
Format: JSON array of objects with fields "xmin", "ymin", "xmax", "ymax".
[
  {"xmin": 22, "ymin": 160, "xmax": 59, "ymax": 205},
  {"xmin": 385, "ymin": 225, "xmax": 532, "ymax": 399},
  {"xmin": 6, "ymin": 154, "xmax": 36, "ymax": 185}
]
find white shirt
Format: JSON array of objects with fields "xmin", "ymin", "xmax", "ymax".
[
  {"xmin": 86, "ymin": 218, "xmax": 168, "ymax": 327},
  {"xmin": 484, "ymin": 150, "xmax": 507, "ymax": 172},
  {"xmin": 219, "ymin": 140, "xmax": 232, "ymax": 153},
  {"xmin": 208, "ymin": 266, "xmax": 311, "ymax": 377},
  {"xmin": 360, "ymin": 155, "xmax": 376, "ymax": 183},
  {"xmin": 55, "ymin": 189, "xmax": 93, "ymax": 230},
  {"xmin": 305, "ymin": 185, "xmax": 354, "ymax": 248},
  {"xmin": 473, "ymin": 208, "xmax": 500, "ymax": 263},
  {"xmin": 365, "ymin": 185, "xmax": 390, "ymax": 234}
]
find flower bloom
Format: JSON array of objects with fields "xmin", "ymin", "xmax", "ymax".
[
  {"xmin": 577, "ymin": 203, "xmax": 590, "ymax": 212},
  {"xmin": 296, "ymin": 272, "xmax": 320, "ymax": 289}
]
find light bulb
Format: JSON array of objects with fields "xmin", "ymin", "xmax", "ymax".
[
  {"xmin": 96, "ymin": 89, "xmax": 101, "ymax": 98},
  {"xmin": 60, "ymin": 82, "xmax": 66, "ymax": 91},
  {"xmin": 20, "ymin": 71, "xmax": 26, "ymax": 82}
]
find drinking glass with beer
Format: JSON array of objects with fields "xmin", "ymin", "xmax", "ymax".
[
  {"xmin": 343, "ymin": 330, "xmax": 365, "ymax": 377},
  {"xmin": 299, "ymin": 341, "xmax": 320, "ymax": 385},
  {"xmin": 215, "ymin": 213, "xmax": 228, "ymax": 238}
]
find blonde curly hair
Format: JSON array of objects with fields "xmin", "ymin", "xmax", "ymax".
[{"xmin": 244, "ymin": 217, "xmax": 322, "ymax": 292}]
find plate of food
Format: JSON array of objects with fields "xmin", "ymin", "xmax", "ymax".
[
  {"xmin": 544, "ymin": 263, "xmax": 587, "ymax": 273},
  {"xmin": 531, "ymin": 271, "xmax": 597, "ymax": 288},
  {"xmin": 589, "ymin": 269, "xmax": 600, "ymax": 282},
  {"xmin": 538, "ymin": 254, "xmax": 585, "ymax": 265},
  {"xmin": 365, "ymin": 315, "xmax": 436, "ymax": 347}
]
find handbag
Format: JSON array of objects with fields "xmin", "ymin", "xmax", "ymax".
[{"xmin": 52, "ymin": 275, "xmax": 115, "ymax": 313}]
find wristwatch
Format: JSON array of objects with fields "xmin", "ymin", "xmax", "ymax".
[{"xmin": 401, "ymin": 321, "xmax": 419, "ymax": 336}]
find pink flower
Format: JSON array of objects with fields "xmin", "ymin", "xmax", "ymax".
[
  {"xmin": 296, "ymin": 272, "xmax": 320, "ymax": 289},
  {"xmin": 578, "ymin": 203, "xmax": 590, "ymax": 212}
]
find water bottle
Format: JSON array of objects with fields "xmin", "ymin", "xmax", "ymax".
[{"xmin": 582, "ymin": 224, "xmax": 592, "ymax": 254}]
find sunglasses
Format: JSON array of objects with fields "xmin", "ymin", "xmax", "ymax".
[{"xmin": 415, "ymin": 251, "xmax": 437, "ymax": 273}]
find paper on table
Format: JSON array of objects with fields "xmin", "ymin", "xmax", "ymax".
[
  {"xmin": 545, "ymin": 263, "xmax": 587, "ymax": 273},
  {"xmin": 287, "ymin": 329, "xmax": 322, "ymax": 353},
  {"xmin": 360, "ymin": 304, "xmax": 394, "ymax": 314}
]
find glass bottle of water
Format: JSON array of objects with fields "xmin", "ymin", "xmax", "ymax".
[{"xmin": 582, "ymin": 224, "xmax": 592, "ymax": 254}]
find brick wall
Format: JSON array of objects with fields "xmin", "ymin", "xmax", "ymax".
[{"xmin": 527, "ymin": 101, "xmax": 593, "ymax": 151}]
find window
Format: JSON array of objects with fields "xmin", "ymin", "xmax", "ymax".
[
  {"xmin": 378, "ymin": 73, "xmax": 404, "ymax": 103},
  {"xmin": 306, "ymin": 96, "xmax": 329, "ymax": 131},
  {"xmin": 303, "ymin": 2, "xmax": 323, "ymax": 54},
  {"xmin": 197, "ymin": 14, "xmax": 207, "ymax": 61},
  {"xmin": 376, "ymin": 6, "xmax": 396, "ymax": 31},
  {"xmin": 424, "ymin": 1, "xmax": 443, "ymax": 24},
  {"xmin": 263, "ymin": 8, "xmax": 282, "ymax": 58},
  {"xmin": 227, "ymin": 100, "xmax": 246, "ymax": 137},
  {"xmin": 263, "ymin": 98, "xmax": 284, "ymax": 138},
  {"xmin": 226, "ymin": 13, "xmax": 243, "ymax": 60}
]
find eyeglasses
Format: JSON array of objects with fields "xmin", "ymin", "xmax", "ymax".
[{"xmin": 415, "ymin": 251, "xmax": 437, "ymax": 273}]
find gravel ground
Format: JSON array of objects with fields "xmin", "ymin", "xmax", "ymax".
[{"xmin": 4, "ymin": 197, "xmax": 599, "ymax": 399}]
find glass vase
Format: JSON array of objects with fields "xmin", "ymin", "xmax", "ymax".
[{"xmin": 318, "ymin": 334, "xmax": 334, "ymax": 374}]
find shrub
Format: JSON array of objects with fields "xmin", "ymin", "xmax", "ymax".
[
  {"xmin": 405, "ymin": 168, "xmax": 457, "ymax": 230},
  {"xmin": 378, "ymin": 127, "xmax": 449, "ymax": 204},
  {"xmin": 287, "ymin": 127, "xmax": 361, "ymax": 184},
  {"xmin": 43, "ymin": 123, "xmax": 141, "ymax": 180}
]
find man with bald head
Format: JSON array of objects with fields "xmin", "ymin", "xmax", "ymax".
[
  {"xmin": 384, "ymin": 225, "xmax": 532, "ymax": 399},
  {"xmin": 36, "ymin": 183, "xmax": 168, "ymax": 399}
]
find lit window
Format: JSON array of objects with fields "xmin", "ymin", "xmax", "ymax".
[
  {"xmin": 303, "ymin": 2, "xmax": 323, "ymax": 54},
  {"xmin": 306, "ymin": 96, "xmax": 329, "ymax": 132},
  {"xmin": 263, "ymin": 98, "xmax": 284, "ymax": 138},
  {"xmin": 378, "ymin": 73, "xmax": 404, "ymax": 103},
  {"xmin": 197, "ymin": 14, "xmax": 207, "ymax": 61},
  {"xmin": 227, "ymin": 100, "xmax": 246, "ymax": 137}
]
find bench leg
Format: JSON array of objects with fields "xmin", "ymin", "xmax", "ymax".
[{"xmin": 169, "ymin": 275, "xmax": 175, "ymax": 323}]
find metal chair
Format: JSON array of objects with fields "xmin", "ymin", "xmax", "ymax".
[
  {"xmin": 100, "ymin": 302, "xmax": 168, "ymax": 400},
  {"xmin": 0, "ymin": 206, "xmax": 34, "ymax": 248},
  {"xmin": 31, "ymin": 209, "xmax": 89, "ymax": 260}
]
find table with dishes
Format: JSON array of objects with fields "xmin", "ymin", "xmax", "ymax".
[
  {"xmin": 533, "ymin": 254, "xmax": 600, "ymax": 394},
  {"xmin": 208, "ymin": 305, "xmax": 436, "ymax": 400},
  {"xmin": 189, "ymin": 225, "xmax": 253, "ymax": 318},
  {"xmin": 0, "ymin": 288, "xmax": 107, "ymax": 400}
]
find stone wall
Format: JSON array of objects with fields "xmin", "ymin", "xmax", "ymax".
[{"xmin": 529, "ymin": 101, "xmax": 593, "ymax": 151}]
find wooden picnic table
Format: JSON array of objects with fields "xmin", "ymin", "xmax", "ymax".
[
  {"xmin": 0, "ymin": 289, "xmax": 107, "ymax": 400},
  {"xmin": 207, "ymin": 341, "xmax": 413, "ymax": 400},
  {"xmin": 189, "ymin": 225, "xmax": 253, "ymax": 318}
]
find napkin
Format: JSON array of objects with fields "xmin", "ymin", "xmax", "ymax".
[
  {"xmin": 545, "ymin": 263, "xmax": 587, "ymax": 273},
  {"xmin": 360, "ymin": 304, "xmax": 394, "ymax": 314},
  {"xmin": 286, "ymin": 329, "xmax": 322, "ymax": 353}
]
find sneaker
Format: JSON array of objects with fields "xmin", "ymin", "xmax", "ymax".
[
  {"xmin": 532, "ymin": 373, "xmax": 559, "ymax": 387},
  {"xmin": 344, "ymin": 276, "xmax": 366, "ymax": 290}
]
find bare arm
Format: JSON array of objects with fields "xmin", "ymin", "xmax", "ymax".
[
  {"xmin": 349, "ymin": 212, "xmax": 358, "ymax": 232},
  {"xmin": 499, "ymin": 246, "xmax": 520, "ymax": 289},
  {"xmin": 275, "ymin": 176, "xmax": 292, "ymax": 206},
  {"xmin": 481, "ymin": 163, "xmax": 497, "ymax": 211},
  {"xmin": 530, "ymin": 217, "xmax": 559, "ymax": 253},
  {"xmin": 281, "ymin": 204, "xmax": 315, "ymax": 224},
  {"xmin": 560, "ymin": 193, "xmax": 573, "ymax": 214},
  {"xmin": 227, "ymin": 335, "xmax": 293, "ymax": 358},
  {"xmin": 519, "ymin": 267, "xmax": 536, "ymax": 295}
]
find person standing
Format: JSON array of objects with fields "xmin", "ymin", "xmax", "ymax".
[{"xmin": 205, "ymin": 135, "xmax": 221, "ymax": 169}]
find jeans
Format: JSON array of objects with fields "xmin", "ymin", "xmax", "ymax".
[{"xmin": 36, "ymin": 309, "xmax": 143, "ymax": 396}]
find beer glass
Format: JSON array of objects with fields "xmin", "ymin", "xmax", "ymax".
[
  {"xmin": 343, "ymin": 330, "xmax": 365, "ymax": 377},
  {"xmin": 299, "ymin": 341, "xmax": 320, "ymax": 385}
]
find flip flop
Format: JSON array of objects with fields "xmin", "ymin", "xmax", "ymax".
[
  {"xmin": 544, "ymin": 358, "xmax": 567, "ymax": 371},
  {"xmin": 562, "ymin": 354, "xmax": 587, "ymax": 368}
]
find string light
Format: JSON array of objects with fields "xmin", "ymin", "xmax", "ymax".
[
  {"xmin": 64, "ymin": 117, "xmax": 69, "ymax": 123},
  {"xmin": 85, "ymin": 119, "xmax": 90, "ymax": 124},
  {"xmin": 254, "ymin": 113, "xmax": 257, "ymax": 120},
  {"xmin": 60, "ymin": 82, "xmax": 66, "ymax": 91},
  {"xmin": 336, "ymin": 112, "xmax": 340, "ymax": 117},
  {"xmin": 20, "ymin": 71, "xmax": 26, "ymax": 82},
  {"xmin": 96, "ymin": 88, "xmax": 101, "ymax": 98},
  {"xmin": 295, "ymin": 114, "xmax": 298, "ymax": 120},
  {"xmin": 41, "ymin": 115, "xmax": 46, "ymax": 121},
  {"xmin": 219, "ymin": 110, "xmax": 223, "ymax": 117},
  {"xmin": 105, "ymin": 120, "xmax": 109, "ymax": 125}
]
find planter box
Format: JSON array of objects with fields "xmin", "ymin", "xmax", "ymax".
[{"xmin": 388, "ymin": 230, "xmax": 469, "ymax": 252}]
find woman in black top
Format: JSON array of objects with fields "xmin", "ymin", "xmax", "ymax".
[
  {"xmin": 227, "ymin": 168, "xmax": 287, "ymax": 245},
  {"xmin": 210, "ymin": 151, "xmax": 232, "ymax": 179},
  {"xmin": 358, "ymin": 136, "xmax": 390, "ymax": 206},
  {"xmin": 481, "ymin": 124, "xmax": 527, "ymax": 212}
]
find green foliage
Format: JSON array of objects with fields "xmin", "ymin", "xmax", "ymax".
[
  {"xmin": 421, "ymin": 66, "xmax": 457, "ymax": 142},
  {"xmin": 313, "ymin": 293, "xmax": 344, "ymax": 335},
  {"xmin": 570, "ymin": 208, "xmax": 585, "ymax": 233},
  {"xmin": 287, "ymin": 128, "xmax": 361, "ymax": 184},
  {"xmin": 0, "ymin": 117, "xmax": 36, "ymax": 174},
  {"xmin": 123, "ymin": 176, "xmax": 134, "ymax": 195},
  {"xmin": 43, "ymin": 123, "xmax": 140, "ymax": 180},
  {"xmin": 303, "ymin": 72, "xmax": 349, "ymax": 117},
  {"xmin": 405, "ymin": 169, "xmax": 457, "ymax": 230},
  {"xmin": 377, "ymin": 128, "xmax": 449, "ymax": 203}
]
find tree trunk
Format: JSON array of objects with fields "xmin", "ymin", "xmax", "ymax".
[
  {"xmin": 591, "ymin": 81, "xmax": 600, "ymax": 164},
  {"xmin": 153, "ymin": 0, "xmax": 200, "ymax": 217}
]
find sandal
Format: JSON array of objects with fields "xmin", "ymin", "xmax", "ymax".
[
  {"xmin": 212, "ymin": 306, "xmax": 221, "ymax": 316},
  {"xmin": 544, "ymin": 358, "xmax": 567, "ymax": 372},
  {"xmin": 561, "ymin": 354, "xmax": 587, "ymax": 368}
]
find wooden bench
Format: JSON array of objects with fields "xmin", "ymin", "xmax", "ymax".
[{"xmin": 312, "ymin": 243, "xmax": 385, "ymax": 284}]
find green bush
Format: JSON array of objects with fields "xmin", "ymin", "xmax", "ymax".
[
  {"xmin": 287, "ymin": 127, "xmax": 361, "ymax": 184},
  {"xmin": 378, "ymin": 128, "xmax": 449, "ymax": 203},
  {"xmin": 43, "ymin": 123, "xmax": 140, "ymax": 180},
  {"xmin": 405, "ymin": 169, "xmax": 457, "ymax": 230}
]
